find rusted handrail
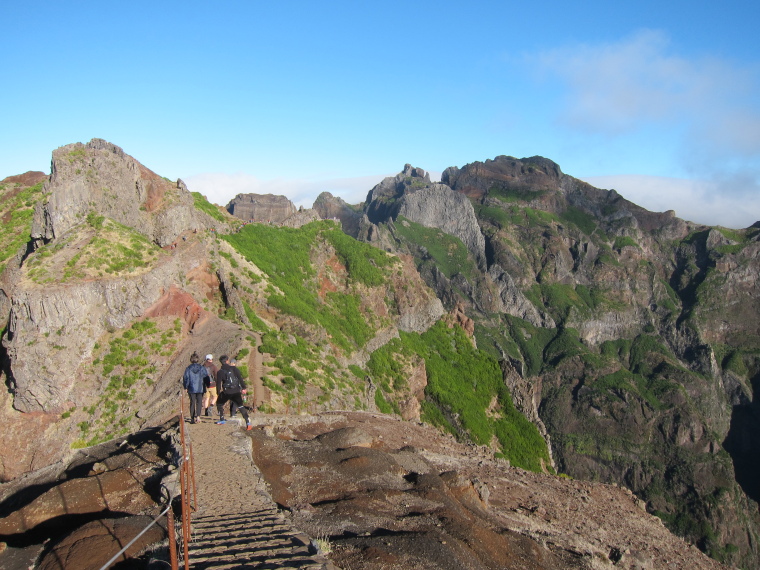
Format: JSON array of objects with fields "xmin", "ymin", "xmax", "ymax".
[
  {"xmin": 100, "ymin": 395, "xmax": 197, "ymax": 570},
  {"xmin": 177, "ymin": 394, "xmax": 197, "ymax": 570}
]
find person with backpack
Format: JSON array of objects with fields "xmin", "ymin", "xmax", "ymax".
[
  {"xmin": 182, "ymin": 352, "xmax": 210, "ymax": 424},
  {"xmin": 201, "ymin": 354, "xmax": 219, "ymax": 417},
  {"xmin": 215, "ymin": 354, "xmax": 252, "ymax": 430}
]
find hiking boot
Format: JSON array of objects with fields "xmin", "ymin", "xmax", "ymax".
[
  {"xmin": 204, "ymin": 408, "xmax": 210, "ymax": 417},
  {"xmin": 246, "ymin": 423, "xmax": 253, "ymax": 431},
  {"xmin": 216, "ymin": 418, "xmax": 226, "ymax": 425}
]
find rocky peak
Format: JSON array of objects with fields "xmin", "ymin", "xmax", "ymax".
[
  {"xmin": 31, "ymin": 138, "xmax": 210, "ymax": 247},
  {"xmin": 363, "ymin": 165, "xmax": 487, "ymax": 268},
  {"xmin": 226, "ymin": 193, "xmax": 296, "ymax": 223},
  {"xmin": 1, "ymin": 171, "xmax": 47, "ymax": 187},
  {"xmin": 313, "ymin": 191, "xmax": 363, "ymax": 237},
  {"xmin": 443, "ymin": 155, "xmax": 564, "ymax": 200},
  {"xmin": 364, "ymin": 164, "xmax": 431, "ymax": 223}
]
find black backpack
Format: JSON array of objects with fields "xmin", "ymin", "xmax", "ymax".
[{"xmin": 221, "ymin": 368, "xmax": 240, "ymax": 392}]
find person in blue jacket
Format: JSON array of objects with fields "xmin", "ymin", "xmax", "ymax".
[{"xmin": 182, "ymin": 352, "xmax": 210, "ymax": 424}]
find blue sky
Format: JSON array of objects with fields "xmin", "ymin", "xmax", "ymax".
[{"xmin": 2, "ymin": 1, "xmax": 759, "ymax": 228}]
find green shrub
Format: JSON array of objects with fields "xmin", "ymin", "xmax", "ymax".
[
  {"xmin": 613, "ymin": 235, "xmax": 640, "ymax": 250},
  {"xmin": 192, "ymin": 192, "xmax": 229, "ymax": 222},
  {"xmin": 560, "ymin": 206, "xmax": 597, "ymax": 235}
]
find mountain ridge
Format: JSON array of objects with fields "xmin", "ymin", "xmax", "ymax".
[{"xmin": 0, "ymin": 139, "xmax": 758, "ymax": 568}]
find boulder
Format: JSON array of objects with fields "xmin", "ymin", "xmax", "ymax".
[{"xmin": 37, "ymin": 515, "xmax": 167, "ymax": 570}]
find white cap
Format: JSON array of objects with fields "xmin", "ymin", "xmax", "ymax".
[{"xmin": 205, "ymin": 354, "xmax": 213, "ymax": 360}]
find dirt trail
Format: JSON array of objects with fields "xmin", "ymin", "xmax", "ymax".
[{"xmin": 185, "ymin": 415, "xmax": 336, "ymax": 569}]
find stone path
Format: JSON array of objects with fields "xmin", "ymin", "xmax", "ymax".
[{"xmin": 185, "ymin": 416, "xmax": 336, "ymax": 569}]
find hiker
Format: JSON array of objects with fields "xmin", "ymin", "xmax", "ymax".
[
  {"xmin": 201, "ymin": 354, "xmax": 219, "ymax": 417},
  {"xmin": 216, "ymin": 355, "xmax": 252, "ymax": 430},
  {"xmin": 182, "ymin": 352, "xmax": 210, "ymax": 424},
  {"xmin": 228, "ymin": 357, "xmax": 244, "ymax": 416}
]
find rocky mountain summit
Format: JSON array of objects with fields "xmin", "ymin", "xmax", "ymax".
[
  {"xmin": 226, "ymin": 192, "xmax": 297, "ymax": 223},
  {"xmin": 0, "ymin": 140, "xmax": 758, "ymax": 568}
]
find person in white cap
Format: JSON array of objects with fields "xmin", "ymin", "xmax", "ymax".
[{"xmin": 201, "ymin": 354, "xmax": 219, "ymax": 417}]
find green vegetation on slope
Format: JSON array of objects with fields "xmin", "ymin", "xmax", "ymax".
[
  {"xmin": 224, "ymin": 221, "xmax": 394, "ymax": 352},
  {"xmin": 393, "ymin": 216, "xmax": 476, "ymax": 280},
  {"xmin": 73, "ymin": 318, "xmax": 182, "ymax": 448},
  {"xmin": 192, "ymin": 191, "xmax": 232, "ymax": 223},
  {"xmin": 367, "ymin": 321, "xmax": 552, "ymax": 472},
  {"xmin": 26, "ymin": 214, "xmax": 163, "ymax": 283},
  {"xmin": 0, "ymin": 181, "xmax": 47, "ymax": 274}
]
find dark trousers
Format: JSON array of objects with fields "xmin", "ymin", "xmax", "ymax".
[
  {"xmin": 188, "ymin": 392, "xmax": 203, "ymax": 419},
  {"xmin": 217, "ymin": 392, "xmax": 249, "ymax": 423}
]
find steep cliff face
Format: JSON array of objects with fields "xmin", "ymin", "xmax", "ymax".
[
  {"xmin": 226, "ymin": 193, "xmax": 297, "ymax": 223},
  {"xmin": 7, "ymin": 242, "xmax": 201, "ymax": 413},
  {"xmin": 363, "ymin": 164, "xmax": 487, "ymax": 268},
  {"xmin": 347, "ymin": 156, "xmax": 760, "ymax": 567}
]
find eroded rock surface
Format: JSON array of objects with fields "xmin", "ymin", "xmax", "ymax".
[
  {"xmin": 227, "ymin": 193, "xmax": 297, "ymax": 223},
  {"xmin": 249, "ymin": 412, "xmax": 724, "ymax": 569},
  {"xmin": 0, "ymin": 423, "xmax": 176, "ymax": 569}
]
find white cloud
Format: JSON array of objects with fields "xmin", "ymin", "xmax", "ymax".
[
  {"xmin": 533, "ymin": 30, "xmax": 760, "ymax": 202},
  {"xmin": 582, "ymin": 174, "xmax": 759, "ymax": 229},
  {"xmin": 533, "ymin": 30, "xmax": 760, "ymax": 142}
]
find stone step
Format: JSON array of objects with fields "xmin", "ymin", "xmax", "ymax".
[{"xmin": 184, "ymin": 420, "xmax": 338, "ymax": 569}]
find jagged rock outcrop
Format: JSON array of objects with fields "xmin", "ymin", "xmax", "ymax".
[
  {"xmin": 31, "ymin": 139, "xmax": 216, "ymax": 247},
  {"xmin": 363, "ymin": 165, "xmax": 487, "ymax": 268},
  {"xmin": 364, "ymin": 163, "xmax": 431, "ymax": 223},
  {"xmin": 313, "ymin": 191, "xmax": 363, "ymax": 237},
  {"xmin": 281, "ymin": 207, "xmax": 321, "ymax": 228},
  {"xmin": 397, "ymin": 184, "xmax": 487, "ymax": 269},
  {"xmin": 6, "ymin": 242, "xmax": 205, "ymax": 413},
  {"xmin": 226, "ymin": 193, "xmax": 297, "ymax": 223}
]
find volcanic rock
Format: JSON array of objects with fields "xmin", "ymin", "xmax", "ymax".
[
  {"xmin": 226, "ymin": 193, "xmax": 297, "ymax": 223},
  {"xmin": 249, "ymin": 412, "xmax": 725, "ymax": 569},
  {"xmin": 37, "ymin": 515, "xmax": 167, "ymax": 570}
]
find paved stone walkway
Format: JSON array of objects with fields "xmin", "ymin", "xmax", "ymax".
[{"xmin": 186, "ymin": 416, "xmax": 336, "ymax": 569}]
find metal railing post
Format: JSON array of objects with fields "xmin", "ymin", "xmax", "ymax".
[
  {"xmin": 189, "ymin": 442, "xmax": 198, "ymax": 512},
  {"xmin": 167, "ymin": 505, "xmax": 179, "ymax": 570}
]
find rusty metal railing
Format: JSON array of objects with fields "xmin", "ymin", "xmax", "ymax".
[
  {"xmin": 176, "ymin": 394, "xmax": 198, "ymax": 569},
  {"xmin": 99, "ymin": 395, "xmax": 197, "ymax": 570}
]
